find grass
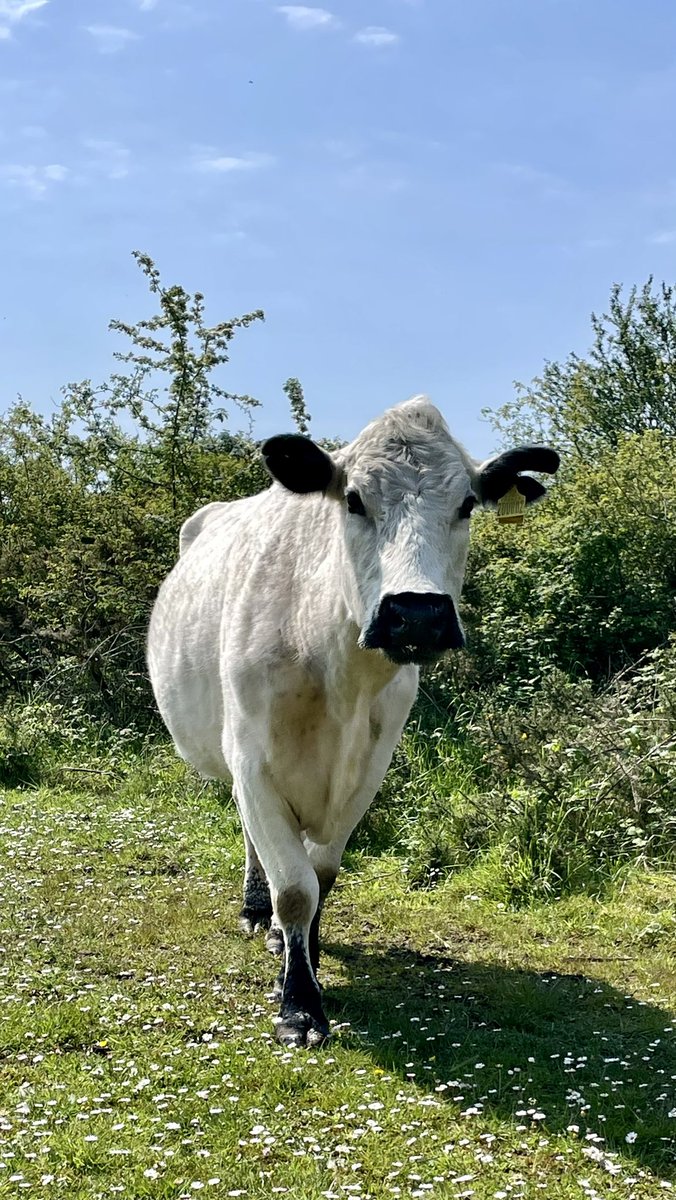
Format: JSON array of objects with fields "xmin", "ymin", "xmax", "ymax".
[{"xmin": 0, "ymin": 750, "xmax": 675, "ymax": 1199}]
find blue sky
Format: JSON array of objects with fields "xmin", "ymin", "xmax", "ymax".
[{"xmin": 1, "ymin": 0, "xmax": 675, "ymax": 455}]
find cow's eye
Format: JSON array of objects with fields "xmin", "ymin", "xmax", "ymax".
[
  {"xmin": 458, "ymin": 494, "xmax": 476, "ymax": 520},
  {"xmin": 346, "ymin": 490, "xmax": 367, "ymax": 516}
]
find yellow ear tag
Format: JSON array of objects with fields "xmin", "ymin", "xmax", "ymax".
[{"xmin": 497, "ymin": 485, "xmax": 526, "ymax": 525}]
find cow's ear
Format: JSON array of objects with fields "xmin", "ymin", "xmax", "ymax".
[
  {"xmin": 477, "ymin": 445, "xmax": 560, "ymax": 506},
  {"xmin": 262, "ymin": 434, "xmax": 339, "ymax": 495}
]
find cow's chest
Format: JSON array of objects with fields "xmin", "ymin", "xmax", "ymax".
[{"xmin": 266, "ymin": 679, "xmax": 393, "ymax": 845}]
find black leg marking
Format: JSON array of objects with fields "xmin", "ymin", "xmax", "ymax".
[
  {"xmin": 272, "ymin": 937, "xmax": 323, "ymax": 1001},
  {"xmin": 309, "ymin": 870, "xmax": 337, "ymax": 974},
  {"xmin": 275, "ymin": 928, "xmax": 329, "ymax": 1048},
  {"xmin": 309, "ymin": 904, "xmax": 322, "ymax": 974},
  {"xmin": 239, "ymin": 861, "xmax": 273, "ymax": 936}
]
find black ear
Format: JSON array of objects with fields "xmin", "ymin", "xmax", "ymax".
[
  {"xmin": 262, "ymin": 433, "xmax": 336, "ymax": 495},
  {"xmin": 478, "ymin": 445, "xmax": 560, "ymax": 506},
  {"xmin": 514, "ymin": 475, "xmax": 547, "ymax": 503}
]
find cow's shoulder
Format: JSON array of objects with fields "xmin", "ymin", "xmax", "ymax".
[{"xmin": 179, "ymin": 501, "xmax": 231, "ymax": 557}]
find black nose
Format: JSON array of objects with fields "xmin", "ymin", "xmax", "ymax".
[
  {"xmin": 363, "ymin": 592, "xmax": 465, "ymax": 664},
  {"xmin": 385, "ymin": 592, "xmax": 450, "ymax": 638}
]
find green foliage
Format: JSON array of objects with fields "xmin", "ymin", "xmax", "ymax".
[
  {"xmin": 446, "ymin": 277, "xmax": 676, "ymax": 696},
  {"xmin": 459, "ymin": 427, "xmax": 676, "ymax": 688},
  {"xmin": 0, "ymin": 253, "xmax": 268, "ymax": 720},
  {"xmin": 283, "ymin": 375, "xmax": 312, "ymax": 436},
  {"xmin": 65, "ymin": 250, "xmax": 264, "ymax": 512},
  {"xmin": 360, "ymin": 644, "xmax": 676, "ymax": 902},
  {"xmin": 490, "ymin": 278, "xmax": 676, "ymax": 455},
  {"xmin": 0, "ymin": 696, "xmax": 152, "ymax": 788}
]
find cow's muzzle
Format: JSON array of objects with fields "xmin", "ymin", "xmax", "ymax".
[{"xmin": 362, "ymin": 591, "xmax": 465, "ymax": 665}]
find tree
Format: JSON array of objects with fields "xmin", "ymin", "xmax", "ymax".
[
  {"xmin": 452, "ymin": 278, "xmax": 676, "ymax": 693},
  {"xmin": 489, "ymin": 279, "xmax": 676, "ymax": 457},
  {"xmin": 283, "ymin": 377, "xmax": 312, "ymax": 436},
  {"xmin": 0, "ymin": 253, "xmax": 268, "ymax": 719}
]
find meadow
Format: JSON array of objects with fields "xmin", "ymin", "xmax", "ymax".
[{"xmin": 1, "ymin": 745, "xmax": 674, "ymax": 1199}]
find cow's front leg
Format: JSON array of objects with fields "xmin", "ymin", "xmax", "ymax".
[
  {"xmin": 273, "ymin": 883, "xmax": 328, "ymax": 1047},
  {"xmin": 300, "ymin": 680, "xmax": 415, "ymax": 975},
  {"xmin": 235, "ymin": 764, "xmax": 329, "ymax": 1047},
  {"xmin": 270, "ymin": 864, "xmax": 333, "ymax": 1003}
]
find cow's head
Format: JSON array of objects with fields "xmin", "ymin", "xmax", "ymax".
[{"xmin": 262, "ymin": 397, "xmax": 559, "ymax": 666}]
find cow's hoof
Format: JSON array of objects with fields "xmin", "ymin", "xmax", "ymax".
[
  {"xmin": 274, "ymin": 1011, "xmax": 330, "ymax": 1048},
  {"xmin": 265, "ymin": 925, "xmax": 285, "ymax": 956},
  {"xmin": 239, "ymin": 906, "xmax": 272, "ymax": 937}
]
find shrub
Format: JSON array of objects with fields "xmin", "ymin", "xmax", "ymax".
[{"xmin": 360, "ymin": 643, "xmax": 676, "ymax": 903}]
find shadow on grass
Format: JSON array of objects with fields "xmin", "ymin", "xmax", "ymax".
[{"xmin": 322, "ymin": 940, "xmax": 676, "ymax": 1178}]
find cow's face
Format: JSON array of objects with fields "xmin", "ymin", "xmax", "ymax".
[
  {"xmin": 338, "ymin": 446, "xmax": 474, "ymax": 664},
  {"xmin": 262, "ymin": 398, "xmax": 559, "ymax": 667}
]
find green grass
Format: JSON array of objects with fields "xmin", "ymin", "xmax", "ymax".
[{"xmin": 0, "ymin": 752, "xmax": 675, "ymax": 1198}]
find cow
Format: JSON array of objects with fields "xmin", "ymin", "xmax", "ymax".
[{"xmin": 147, "ymin": 396, "xmax": 559, "ymax": 1047}]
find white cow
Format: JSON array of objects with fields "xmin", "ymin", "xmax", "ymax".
[{"xmin": 147, "ymin": 396, "xmax": 559, "ymax": 1046}]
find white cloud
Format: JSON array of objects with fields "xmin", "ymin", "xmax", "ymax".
[
  {"xmin": 276, "ymin": 6, "xmax": 337, "ymax": 31},
  {"xmin": 338, "ymin": 161, "xmax": 407, "ymax": 194},
  {"xmin": 496, "ymin": 162, "xmax": 571, "ymax": 200},
  {"xmin": 648, "ymin": 230, "xmax": 676, "ymax": 245},
  {"xmin": 43, "ymin": 163, "xmax": 67, "ymax": 181},
  {"xmin": 0, "ymin": 160, "xmax": 67, "ymax": 196},
  {"xmin": 354, "ymin": 26, "xmax": 400, "ymax": 46},
  {"xmin": 579, "ymin": 236, "xmax": 614, "ymax": 251},
  {"xmin": 1, "ymin": 143, "xmax": 131, "ymax": 194},
  {"xmin": 195, "ymin": 151, "xmax": 275, "ymax": 173},
  {"xmin": 84, "ymin": 24, "xmax": 139, "ymax": 53},
  {"xmin": 0, "ymin": 0, "xmax": 48, "ymax": 19},
  {"xmin": 83, "ymin": 138, "xmax": 131, "ymax": 180},
  {"xmin": 0, "ymin": 0, "xmax": 47, "ymax": 39},
  {"xmin": 323, "ymin": 138, "xmax": 363, "ymax": 160}
]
